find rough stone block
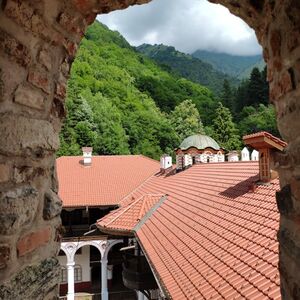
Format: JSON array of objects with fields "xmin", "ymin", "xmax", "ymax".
[
  {"xmin": 51, "ymin": 97, "xmax": 66, "ymax": 119},
  {"xmin": 60, "ymin": 61, "xmax": 70, "ymax": 77},
  {"xmin": 276, "ymin": 184, "xmax": 294, "ymax": 216},
  {"xmin": 38, "ymin": 49, "xmax": 52, "ymax": 71},
  {"xmin": 43, "ymin": 190, "xmax": 62, "ymax": 220},
  {"xmin": 0, "ymin": 68, "xmax": 4, "ymax": 102},
  {"xmin": 57, "ymin": 12, "xmax": 84, "ymax": 35},
  {"xmin": 28, "ymin": 69, "xmax": 51, "ymax": 94},
  {"xmin": 0, "ymin": 257, "xmax": 60, "ymax": 299},
  {"xmin": 0, "ymin": 245, "xmax": 10, "ymax": 270},
  {"xmin": 13, "ymin": 166, "xmax": 45, "ymax": 184},
  {"xmin": 0, "ymin": 186, "xmax": 38, "ymax": 235},
  {"xmin": 14, "ymin": 84, "xmax": 45, "ymax": 110},
  {"xmin": 17, "ymin": 227, "xmax": 51, "ymax": 257},
  {"xmin": 0, "ymin": 29, "xmax": 31, "ymax": 67},
  {"xmin": 270, "ymin": 29, "xmax": 281, "ymax": 57},
  {"xmin": 62, "ymin": 39, "xmax": 78, "ymax": 57},
  {"xmin": 0, "ymin": 164, "xmax": 10, "ymax": 183},
  {"xmin": 278, "ymin": 227, "xmax": 300, "ymax": 264},
  {"xmin": 0, "ymin": 113, "xmax": 59, "ymax": 157},
  {"xmin": 3, "ymin": 0, "xmax": 63, "ymax": 45},
  {"xmin": 55, "ymin": 81, "xmax": 66, "ymax": 100}
]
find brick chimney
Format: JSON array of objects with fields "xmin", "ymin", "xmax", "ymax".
[
  {"xmin": 243, "ymin": 132, "xmax": 287, "ymax": 183},
  {"xmin": 82, "ymin": 147, "xmax": 93, "ymax": 166}
]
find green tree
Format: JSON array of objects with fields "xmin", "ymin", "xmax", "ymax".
[
  {"xmin": 239, "ymin": 104, "xmax": 279, "ymax": 136},
  {"xmin": 57, "ymin": 21, "xmax": 218, "ymax": 159},
  {"xmin": 212, "ymin": 102, "xmax": 241, "ymax": 150},
  {"xmin": 221, "ymin": 79, "xmax": 234, "ymax": 110},
  {"xmin": 170, "ymin": 99, "xmax": 205, "ymax": 141}
]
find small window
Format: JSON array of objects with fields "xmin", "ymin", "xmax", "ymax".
[
  {"xmin": 74, "ymin": 265, "xmax": 82, "ymax": 282},
  {"xmin": 61, "ymin": 267, "xmax": 67, "ymax": 283}
]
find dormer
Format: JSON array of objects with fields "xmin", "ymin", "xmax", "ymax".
[{"xmin": 243, "ymin": 132, "xmax": 287, "ymax": 183}]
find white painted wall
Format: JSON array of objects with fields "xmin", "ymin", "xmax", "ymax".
[
  {"xmin": 184, "ymin": 154, "xmax": 192, "ymax": 167},
  {"xmin": 251, "ymin": 150, "xmax": 259, "ymax": 161},
  {"xmin": 241, "ymin": 147, "xmax": 250, "ymax": 161},
  {"xmin": 228, "ymin": 152, "xmax": 239, "ymax": 162},
  {"xmin": 160, "ymin": 155, "xmax": 172, "ymax": 169},
  {"xmin": 58, "ymin": 246, "xmax": 91, "ymax": 282}
]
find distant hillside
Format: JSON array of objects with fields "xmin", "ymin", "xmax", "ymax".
[
  {"xmin": 237, "ymin": 58, "xmax": 265, "ymax": 79},
  {"xmin": 59, "ymin": 21, "xmax": 219, "ymax": 159},
  {"xmin": 192, "ymin": 50, "xmax": 264, "ymax": 79},
  {"xmin": 136, "ymin": 44, "xmax": 239, "ymax": 96}
]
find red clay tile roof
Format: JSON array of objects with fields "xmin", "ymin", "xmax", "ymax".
[
  {"xmin": 243, "ymin": 131, "xmax": 287, "ymax": 148},
  {"xmin": 57, "ymin": 155, "xmax": 160, "ymax": 207},
  {"xmin": 97, "ymin": 194, "xmax": 164, "ymax": 235},
  {"xmin": 99, "ymin": 161, "xmax": 280, "ymax": 300}
]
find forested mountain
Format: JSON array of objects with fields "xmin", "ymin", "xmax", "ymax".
[
  {"xmin": 59, "ymin": 21, "xmax": 279, "ymax": 159},
  {"xmin": 136, "ymin": 44, "xmax": 238, "ymax": 95},
  {"xmin": 58, "ymin": 21, "xmax": 217, "ymax": 159},
  {"xmin": 237, "ymin": 59, "xmax": 265, "ymax": 79},
  {"xmin": 192, "ymin": 50, "xmax": 264, "ymax": 79}
]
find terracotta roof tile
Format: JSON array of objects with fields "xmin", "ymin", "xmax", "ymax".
[
  {"xmin": 97, "ymin": 194, "xmax": 164, "ymax": 234},
  {"xmin": 243, "ymin": 131, "xmax": 287, "ymax": 148},
  {"xmin": 57, "ymin": 155, "xmax": 160, "ymax": 207},
  {"xmin": 100, "ymin": 161, "xmax": 281, "ymax": 300}
]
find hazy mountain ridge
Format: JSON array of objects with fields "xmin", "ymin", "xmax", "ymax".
[
  {"xmin": 192, "ymin": 50, "xmax": 264, "ymax": 79},
  {"xmin": 136, "ymin": 43, "xmax": 239, "ymax": 96}
]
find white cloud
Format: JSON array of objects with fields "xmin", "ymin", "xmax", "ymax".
[{"xmin": 98, "ymin": 0, "xmax": 262, "ymax": 56}]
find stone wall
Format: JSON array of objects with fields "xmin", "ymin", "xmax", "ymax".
[{"xmin": 0, "ymin": 0, "xmax": 299, "ymax": 299}]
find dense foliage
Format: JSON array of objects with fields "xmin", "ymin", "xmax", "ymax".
[
  {"xmin": 211, "ymin": 102, "xmax": 241, "ymax": 150},
  {"xmin": 192, "ymin": 50, "xmax": 264, "ymax": 79},
  {"xmin": 169, "ymin": 100, "xmax": 205, "ymax": 141},
  {"xmin": 137, "ymin": 44, "xmax": 238, "ymax": 96},
  {"xmin": 219, "ymin": 66, "xmax": 279, "ymax": 137},
  {"xmin": 59, "ymin": 21, "xmax": 279, "ymax": 159},
  {"xmin": 58, "ymin": 21, "xmax": 215, "ymax": 159}
]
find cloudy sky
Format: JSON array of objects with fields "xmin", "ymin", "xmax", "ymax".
[{"xmin": 98, "ymin": 0, "xmax": 262, "ymax": 56}]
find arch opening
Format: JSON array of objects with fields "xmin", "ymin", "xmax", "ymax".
[{"xmin": 0, "ymin": 0, "xmax": 300, "ymax": 299}]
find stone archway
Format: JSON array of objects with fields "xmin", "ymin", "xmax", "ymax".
[{"xmin": 0, "ymin": 0, "xmax": 299, "ymax": 299}]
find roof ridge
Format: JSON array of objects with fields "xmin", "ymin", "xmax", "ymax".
[
  {"xmin": 138, "ymin": 194, "xmax": 162, "ymax": 221},
  {"xmin": 139, "ymin": 154, "xmax": 160, "ymax": 164},
  {"xmin": 104, "ymin": 195, "xmax": 144, "ymax": 227},
  {"xmin": 119, "ymin": 173, "xmax": 160, "ymax": 206},
  {"xmin": 134, "ymin": 195, "xmax": 167, "ymax": 232}
]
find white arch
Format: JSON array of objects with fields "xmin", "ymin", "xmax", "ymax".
[
  {"xmin": 60, "ymin": 238, "xmax": 123, "ymax": 300},
  {"xmin": 102, "ymin": 239, "xmax": 124, "ymax": 260}
]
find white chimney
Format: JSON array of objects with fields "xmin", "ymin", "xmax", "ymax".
[
  {"xmin": 217, "ymin": 152, "xmax": 225, "ymax": 162},
  {"xmin": 160, "ymin": 154, "xmax": 172, "ymax": 171},
  {"xmin": 184, "ymin": 154, "xmax": 192, "ymax": 168},
  {"xmin": 82, "ymin": 147, "xmax": 93, "ymax": 166},
  {"xmin": 228, "ymin": 151, "xmax": 239, "ymax": 162},
  {"xmin": 241, "ymin": 147, "xmax": 250, "ymax": 161},
  {"xmin": 251, "ymin": 150, "xmax": 259, "ymax": 161}
]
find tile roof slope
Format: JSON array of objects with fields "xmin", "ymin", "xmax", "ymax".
[
  {"xmin": 98, "ymin": 194, "xmax": 164, "ymax": 234},
  {"xmin": 57, "ymin": 155, "xmax": 160, "ymax": 207},
  {"xmin": 117, "ymin": 162, "xmax": 280, "ymax": 300}
]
